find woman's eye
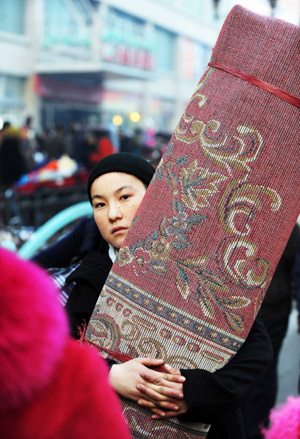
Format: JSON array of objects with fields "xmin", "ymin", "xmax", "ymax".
[
  {"xmin": 94, "ymin": 202, "xmax": 105, "ymax": 208},
  {"xmin": 121, "ymin": 194, "xmax": 130, "ymax": 200}
]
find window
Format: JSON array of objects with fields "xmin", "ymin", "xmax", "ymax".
[
  {"xmin": 102, "ymin": 8, "xmax": 154, "ymax": 70},
  {"xmin": 5, "ymin": 76, "xmax": 25, "ymax": 101},
  {"xmin": 0, "ymin": 75, "xmax": 25, "ymax": 104},
  {"xmin": 43, "ymin": 0, "xmax": 91, "ymax": 47},
  {"xmin": 103, "ymin": 8, "xmax": 148, "ymax": 49},
  {"xmin": 0, "ymin": 0, "xmax": 25, "ymax": 34},
  {"xmin": 153, "ymin": 27, "xmax": 176, "ymax": 72}
]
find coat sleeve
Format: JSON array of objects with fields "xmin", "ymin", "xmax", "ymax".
[
  {"xmin": 31, "ymin": 217, "xmax": 96, "ymax": 268},
  {"xmin": 179, "ymin": 316, "xmax": 273, "ymax": 424},
  {"xmin": 59, "ymin": 339, "xmax": 131, "ymax": 439}
]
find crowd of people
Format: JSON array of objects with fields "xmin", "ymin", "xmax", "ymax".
[{"xmin": 0, "ymin": 117, "xmax": 171, "ymax": 191}]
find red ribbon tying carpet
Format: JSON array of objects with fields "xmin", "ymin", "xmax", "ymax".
[{"xmin": 208, "ymin": 62, "xmax": 300, "ymax": 109}]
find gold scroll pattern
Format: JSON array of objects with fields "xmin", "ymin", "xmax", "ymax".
[
  {"xmin": 173, "ymin": 67, "xmax": 282, "ymax": 326},
  {"xmin": 116, "ymin": 67, "xmax": 282, "ymax": 333}
]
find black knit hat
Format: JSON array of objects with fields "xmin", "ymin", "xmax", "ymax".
[{"xmin": 87, "ymin": 153, "xmax": 155, "ymax": 203}]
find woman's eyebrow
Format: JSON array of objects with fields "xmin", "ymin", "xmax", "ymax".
[
  {"xmin": 91, "ymin": 194, "xmax": 103, "ymax": 201},
  {"xmin": 91, "ymin": 185, "xmax": 134, "ymax": 201},
  {"xmin": 114, "ymin": 185, "xmax": 134, "ymax": 195}
]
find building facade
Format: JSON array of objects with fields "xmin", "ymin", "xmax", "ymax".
[{"xmin": 0, "ymin": 0, "xmax": 297, "ymax": 133}]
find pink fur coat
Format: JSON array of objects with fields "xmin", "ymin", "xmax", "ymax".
[
  {"xmin": 0, "ymin": 248, "xmax": 130, "ymax": 439},
  {"xmin": 263, "ymin": 396, "xmax": 300, "ymax": 439}
]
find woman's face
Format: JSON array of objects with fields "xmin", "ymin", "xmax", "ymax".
[{"xmin": 90, "ymin": 172, "xmax": 147, "ymax": 249}]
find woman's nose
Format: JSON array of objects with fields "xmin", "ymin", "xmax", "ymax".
[{"xmin": 108, "ymin": 203, "xmax": 122, "ymax": 220}]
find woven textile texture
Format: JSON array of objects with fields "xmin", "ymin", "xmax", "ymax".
[{"xmin": 87, "ymin": 5, "xmax": 300, "ymax": 438}]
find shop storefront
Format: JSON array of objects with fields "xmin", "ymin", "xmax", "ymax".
[{"xmin": 35, "ymin": 74, "xmax": 102, "ymax": 129}]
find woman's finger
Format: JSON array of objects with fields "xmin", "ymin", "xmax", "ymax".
[
  {"xmin": 136, "ymin": 383, "xmax": 167, "ymax": 401},
  {"xmin": 137, "ymin": 383, "xmax": 183, "ymax": 400},
  {"xmin": 140, "ymin": 371, "xmax": 161, "ymax": 385},
  {"xmin": 148, "ymin": 407, "xmax": 167, "ymax": 417},
  {"xmin": 162, "ymin": 373, "xmax": 186, "ymax": 383},
  {"xmin": 163, "ymin": 364, "xmax": 181, "ymax": 375},
  {"xmin": 138, "ymin": 397, "xmax": 180, "ymax": 411},
  {"xmin": 150, "ymin": 407, "xmax": 167, "ymax": 418},
  {"xmin": 140, "ymin": 370, "xmax": 185, "ymax": 384},
  {"xmin": 139, "ymin": 380, "xmax": 184, "ymax": 399},
  {"xmin": 152, "ymin": 409, "xmax": 179, "ymax": 419},
  {"xmin": 154, "ymin": 400, "xmax": 180, "ymax": 411},
  {"xmin": 137, "ymin": 358, "xmax": 165, "ymax": 367},
  {"xmin": 137, "ymin": 398, "xmax": 156, "ymax": 408}
]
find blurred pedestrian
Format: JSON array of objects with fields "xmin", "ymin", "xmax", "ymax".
[
  {"xmin": 130, "ymin": 128, "xmax": 146, "ymax": 156},
  {"xmin": 43, "ymin": 124, "xmax": 68, "ymax": 161},
  {"xmin": 89, "ymin": 128, "xmax": 116, "ymax": 165},
  {"xmin": 68, "ymin": 122, "xmax": 87, "ymax": 166},
  {"xmin": 21, "ymin": 115, "xmax": 38, "ymax": 170},
  {"xmin": 119, "ymin": 130, "xmax": 134, "ymax": 153},
  {"xmin": 0, "ymin": 129, "xmax": 27, "ymax": 188},
  {"xmin": 0, "ymin": 120, "xmax": 11, "ymax": 146}
]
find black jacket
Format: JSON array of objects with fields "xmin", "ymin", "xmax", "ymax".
[
  {"xmin": 33, "ymin": 218, "xmax": 273, "ymax": 439},
  {"xmin": 32, "ymin": 217, "xmax": 101, "ymax": 269},
  {"xmin": 62, "ymin": 245, "xmax": 272, "ymax": 439},
  {"xmin": 259, "ymin": 223, "xmax": 300, "ymax": 323},
  {"xmin": 65, "ymin": 241, "xmax": 111, "ymax": 337},
  {"xmin": 180, "ymin": 316, "xmax": 272, "ymax": 439}
]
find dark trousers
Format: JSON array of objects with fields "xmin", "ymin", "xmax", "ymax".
[{"xmin": 241, "ymin": 317, "xmax": 289, "ymax": 439}]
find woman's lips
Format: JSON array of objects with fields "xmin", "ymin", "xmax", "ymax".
[{"xmin": 112, "ymin": 227, "xmax": 127, "ymax": 235}]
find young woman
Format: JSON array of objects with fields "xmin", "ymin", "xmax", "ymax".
[
  {"xmin": 33, "ymin": 153, "xmax": 273, "ymax": 439},
  {"xmin": 63, "ymin": 153, "xmax": 156, "ymax": 335}
]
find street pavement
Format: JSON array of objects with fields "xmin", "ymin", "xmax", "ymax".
[{"xmin": 276, "ymin": 306, "xmax": 300, "ymax": 405}]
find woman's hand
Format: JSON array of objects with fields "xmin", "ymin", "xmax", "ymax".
[
  {"xmin": 136, "ymin": 366, "xmax": 188, "ymax": 418},
  {"xmin": 138, "ymin": 395, "xmax": 188, "ymax": 419},
  {"xmin": 109, "ymin": 358, "xmax": 185, "ymax": 404}
]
